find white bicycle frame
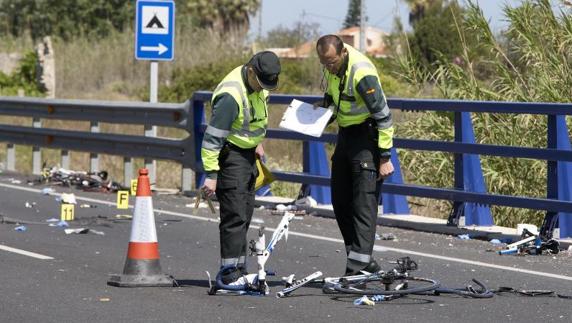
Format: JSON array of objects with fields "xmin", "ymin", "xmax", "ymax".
[{"xmin": 255, "ymin": 211, "xmax": 295, "ymax": 283}]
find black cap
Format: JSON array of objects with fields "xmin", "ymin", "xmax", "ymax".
[{"xmin": 249, "ymin": 51, "xmax": 281, "ymax": 90}]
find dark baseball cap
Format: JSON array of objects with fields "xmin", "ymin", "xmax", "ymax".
[{"xmin": 249, "ymin": 51, "xmax": 281, "ymax": 90}]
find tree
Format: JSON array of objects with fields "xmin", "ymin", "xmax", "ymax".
[
  {"xmin": 262, "ymin": 21, "xmax": 320, "ymax": 48},
  {"xmin": 403, "ymin": 0, "xmax": 437, "ymax": 26},
  {"xmin": 185, "ymin": 0, "xmax": 260, "ymax": 35},
  {"xmin": 0, "ymin": 0, "xmax": 133, "ymax": 40},
  {"xmin": 344, "ymin": 0, "xmax": 361, "ymax": 28},
  {"xmin": 408, "ymin": 0, "xmax": 464, "ymax": 68}
]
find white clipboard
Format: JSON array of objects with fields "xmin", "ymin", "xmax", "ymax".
[{"xmin": 279, "ymin": 99, "xmax": 333, "ymax": 137}]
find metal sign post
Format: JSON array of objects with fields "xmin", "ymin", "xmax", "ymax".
[{"xmin": 135, "ymin": 0, "xmax": 175, "ymax": 186}]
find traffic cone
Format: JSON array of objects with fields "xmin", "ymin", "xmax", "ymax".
[{"xmin": 108, "ymin": 168, "xmax": 173, "ymax": 287}]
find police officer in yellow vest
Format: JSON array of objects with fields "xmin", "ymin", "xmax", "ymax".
[
  {"xmin": 316, "ymin": 35, "xmax": 395, "ymax": 276},
  {"xmin": 201, "ymin": 51, "xmax": 281, "ymax": 290}
]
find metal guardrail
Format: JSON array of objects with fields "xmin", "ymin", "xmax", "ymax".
[
  {"xmin": 191, "ymin": 91, "xmax": 572, "ymax": 238},
  {"xmin": 2, "ymin": 93, "xmax": 572, "ymax": 238},
  {"xmin": 0, "ymin": 96, "xmax": 196, "ymax": 189}
]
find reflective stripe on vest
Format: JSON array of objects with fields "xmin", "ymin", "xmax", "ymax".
[
  {"xmin": 214, "ymin": 80, "xmax": 250, "ymax": 131},
  {"xmin": 347, "ymin": 61, "xmax": 375, "ymax": 115}
]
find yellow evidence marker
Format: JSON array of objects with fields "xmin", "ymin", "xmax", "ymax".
[
  {"xmin": 60, "ymin": 204, "xmax": 75, "ymax": 221},
  {"xmin": 117, "ymin": 190, "xmax": 130, "ymax": 209},
  {"xmin": 130, "ymin": 179, "xmax": 138, "ymax": 196}
]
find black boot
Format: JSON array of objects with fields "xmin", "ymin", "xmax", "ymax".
[{"xmin": 345, "ymin": 259, "xmax": 381, "ymax": 276}]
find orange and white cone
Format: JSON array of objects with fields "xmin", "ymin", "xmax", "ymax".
[{"xmin": 108, "ymin": 168, "xmax": 173, "ymax": 287}]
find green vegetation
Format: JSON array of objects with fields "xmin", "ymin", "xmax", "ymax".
[
  {"xmin": 0, "ymin": 0, "xmax": 133, "ymax": 40},
  {"xmin": 0, "ymin": 51, "xmax": 45, "ymax": 96},
  {"xmin": 395, "ymin": 0, "xmax": 572, "ymax": 227}
]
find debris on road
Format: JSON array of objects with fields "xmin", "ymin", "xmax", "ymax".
[
  {"xmin": 41, "ymin": 187, "xmax": 55, "ymax": 195},
  {"xmin": 64, "ymin": 228, "xmax": 105, "ymax": 235},
  {"xmin": 294, "ymin": 196, "xmax": 317, "ymax": 208},
  {"xmin": 377, "ymin": 233, "xmax": 396, "ymax": 241},
  {"xmin": 353, "ymin": 295, "xmax": 375, "ymax": 306},
  {"xmin": 496, "ymin": 228, "xmax": 560, "ymax": 256},
  {"xmin": 36, "ymin": 166, "xmax": 126, "ymax": 193},
  {"xmin": 56, "ymin": 220, "xmax": 69, "ymax": 228},
  {"xmin": 14, "ymin": 225, "xmax": 27, "ymax": 232},
  {"xmin": 57, "ymin": 193, "xmax": 77, "ymax": 204},
  {"xmin": 80, "ymin": 204, "xmax": 97, "ymax": 208}
]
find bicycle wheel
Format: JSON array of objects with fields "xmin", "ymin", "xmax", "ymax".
[
  {"xmin": 429, "ymin": 279, "xmax": 494, "ymax": 298},
  {"xmin": 333, "ymin": 276, "xmax": 440, "ymax": 296}
]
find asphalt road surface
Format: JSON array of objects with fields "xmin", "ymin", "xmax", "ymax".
[{"xmin": 1, "ymin": 173, "xmax": 571, "ymax": 323}]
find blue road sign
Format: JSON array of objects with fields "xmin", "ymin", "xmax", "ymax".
[{"xmin": 135, "ymin": 0, "xmax": 175, "ymax": 61}]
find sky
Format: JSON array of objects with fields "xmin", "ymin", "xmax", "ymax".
[{"xmin": 249, "ymin": 0, "xmax": 527, "ymax": 38}]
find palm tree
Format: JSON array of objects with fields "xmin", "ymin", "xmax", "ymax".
[
  {"xmin": 186, "ymin": 0, "xmax": 260, "ymax": 34},
  {"xmin": 403, "ymin": 0, "xmax": 438, "ymax": 25}
]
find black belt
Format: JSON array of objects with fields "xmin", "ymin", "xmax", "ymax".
[{"xmin": 224, "ymin": 142, "xmax": 256, "ymax": 152}]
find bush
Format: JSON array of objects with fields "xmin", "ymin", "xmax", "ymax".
[
  {"xmin": 158, "ymin": 56, "xmax": 247, "ymax": 103},
  {"xmin": 0, "ymin": 50, "xmax": 45, "ymax": 96}
]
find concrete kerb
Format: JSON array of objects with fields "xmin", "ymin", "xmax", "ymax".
[{"xmin": 254, "ymin": 196, "xmax": 572, "ymax": 250}]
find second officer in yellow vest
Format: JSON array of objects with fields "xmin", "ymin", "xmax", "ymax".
[
  {"xmin": 200, "ymin": 51, "xmax": 281, "ymax": 290},
  {"xmin": 316, "ymin": 35, "xmax": 395, "ymax": 276}
]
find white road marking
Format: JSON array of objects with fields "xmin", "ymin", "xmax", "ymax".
[
  {"xmin": 1, "ymin": 182, "xmax": 572, "ymax": 282},
  {"xmin": 0, "ymin": 244, "xmax": 53, "ymax": 260}
]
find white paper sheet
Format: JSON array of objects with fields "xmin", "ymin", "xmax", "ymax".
[{"xmin": 279, "ymin": 99, "xmax": 333, "ymax": 137}]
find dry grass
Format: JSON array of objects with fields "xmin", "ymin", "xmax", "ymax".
[{"xmin": 53, "ymin": 28, "xmax": 249, "ymax": 100}]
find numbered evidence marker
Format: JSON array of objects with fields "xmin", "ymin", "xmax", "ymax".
[
  {"xmin": 60, "ymin": 204, "xmax": 75, "ymax": 221},
  {"xmin": 131, "ymin": 179, "xmax": 138, "ymax": 196},
  {"xmin": 117, "ymin": 191, "xmax": 130, "ymax": 209}
]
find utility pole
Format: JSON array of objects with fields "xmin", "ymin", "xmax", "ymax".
[
  {"xmin": 359, "ymin": 0, "xmax": 366, "ymax": 53},
  {"xmin": 258, "ymin": 0, "xmax": 263, "ymax": 40}
]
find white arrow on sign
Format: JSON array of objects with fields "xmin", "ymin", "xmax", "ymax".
[{"xmin": 140, "ymin": 43, "xmax": 168, "ymax": 55}]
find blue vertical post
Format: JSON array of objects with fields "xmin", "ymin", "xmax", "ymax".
[
  {"xmin": 193, "ymin": 98, "xmax": 206, "ymax": 188},
  {"xmin": 381, "ymin": 147, "xmax": 410, "ymax": 214},
  {"xmin": 556, "ymin": 116, "xmax": 572, "ymax": 238},
  {"xmin": 303, "ymin": 141, "xmax": 331, "ymax": 204},
  {"xmin": 542, "ymin": 115, "xmax": 559, "ymax": 238},
  {"xmin": 461, "ymin": 112, "xmax": 493, "ymax": 226},
  {"xmin": 447, "ymin": 112, "xmax": 466, "ymax": 226}
]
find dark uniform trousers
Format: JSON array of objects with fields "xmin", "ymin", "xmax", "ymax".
[
  {"xmin": 331, "ymin": 119, "xmax": 383, "ymax": 274},
  {"xmin": 216, "ymin": 143, "xmax": 258, "ymax": 268}
]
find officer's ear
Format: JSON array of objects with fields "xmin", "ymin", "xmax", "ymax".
[
  {"xmin": 246, "ymin": 66, "xmax": 259, "ymax": 89},
  {"xmin": 340, "ymin": 47, "xmax": 348, "ymax": 59},
  {"xmin": 247, "ymin": 66, "xmax": 255, "ymax": 78}
]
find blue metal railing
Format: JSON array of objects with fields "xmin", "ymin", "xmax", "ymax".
[{"xmin": 190, "ymin": 91, "xmax": 572, "ymax": 239}]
